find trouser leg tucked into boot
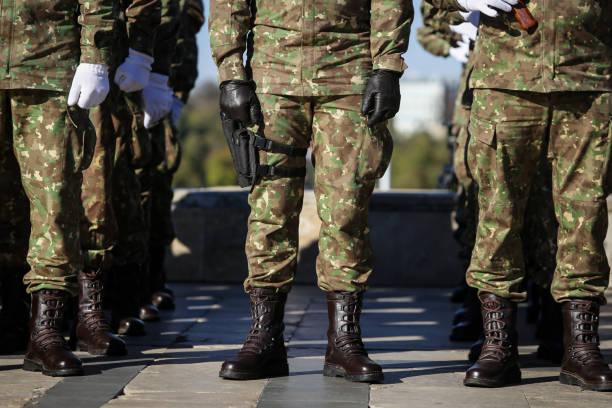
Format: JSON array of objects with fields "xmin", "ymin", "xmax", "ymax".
[
  {"xmin": 149, "ymin": 247, "xmax": 175, "ymax": 310},
  {"xmin": 71, "ymin": 269, "xmax": 127, "ymax": 356},
  {"xmin": 23, "ymin": 289, "xmax": 83, "ymax": 377},
  {"xmin": 464, "ymin": 292, "xmax": 521, "ymax": 387},
  {"xmin": 559, "ymin": 299, "xmax": 612, "ymax": 391},
  {"xmin": 324, "ymin": 291, "xmax": 383, "ymax": 383},
  {"xmin": 219, "ymin": 288, "xmax": 288, "ymax": 380}
]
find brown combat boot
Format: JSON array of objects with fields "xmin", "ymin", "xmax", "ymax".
[
  {"xmin": 110, "ymin": 264, "xmax": 146, "ymax": 336},
  {"xmin": 149, "ymin": 244, "xmax": 175, "ymax": 310},
  {"xmin": 219, "ymin": 288, "xmax": 288, "ymax": 380},
  {"xmin": 23, "ymin": 289, "xmax": 83, "ymax": 376},
  {"xmin": 324, "ymin": 291, "xmax": 383, "ymax": 383},
  {"xmin": 559, "ymin": 299, "xmax": 612, "ymax": 391},
  {"xmin": 138, "ymin": 263, "xmax": 161, "ymax": 322},
  {"xmin": 71, "ymin": 269, "xmax": 127, "ymax": 356},
  {"xmin": 464, "ymin": 292, "xmax": 521, "ymax": 387}
]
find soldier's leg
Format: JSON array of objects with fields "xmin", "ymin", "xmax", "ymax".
[
  {"xmin": 109, "ymin": 95, "xmax": 148, "ymax": 336},
  {"xmin": 220, "ymin": 94, "xmax": 311, "ymax": 381},
  {"xmin": 312, "ymin": 95, "xmax": 392, "ymax": 383},
  {"xmin": 11, "ymin": 90, "xmax": 85, "ymax": 376},
  {"xmin": 76, "ymin": 88, "xmax": 126, "ymax": 356},
  {"xmin": 548, "ymin": 92, "xmax": 612, "ymax": 391},
  {"xmin": 243, "ymin": 94, "xmax": 311, "ymax": 293},
  {"xmin": 0, "ymin": 91, "xmax": 30, "ymax": 353},
  {"xmin": 149, "ymin": 122, "xmax": 177, "ymax": 310},
  {"xmin": 464, "ymin": 89, "xmax": 548, "ymax": 388},
  {"xmin": 522, "ymin": 151, "xmax": 562, "ymax": 362}
]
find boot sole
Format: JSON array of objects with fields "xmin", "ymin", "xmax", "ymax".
[
  {"xmin": 76, "ymin": 340, "xmax": 127, "ymax": 357},
  {"xmin": 560, "ymin": 371, "xmax": 612, "ymax": 392},
  {"xmin": 463, "ymin": 366, "xmax": 521, "ymax": 388},
  {"xmin": 323, "ymin": 363, "xmax": 384, "ymax": 383},
  {"xmin": 23, "ymin": 359, "xmax": 83, "ymax": 377},
  {"xmin": 219, "ymin": 364, "xmax": 289, "ymax": 380}
]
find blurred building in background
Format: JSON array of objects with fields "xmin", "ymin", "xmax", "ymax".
[{"xmin": 394, "ymin": 78, "xmax": 457, "ymax": 140}]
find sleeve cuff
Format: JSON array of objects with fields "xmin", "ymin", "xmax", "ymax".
[
  {"xmin": 79, "ymin": 46, "xmax": 112, "ymax": 66},
  {"xmin": 216, "ymin": 56, "xmax": 248, "ymax": 84},
  {"xmin": 372, "ymin": 54, "xmax": 408, "ymax": 73}
]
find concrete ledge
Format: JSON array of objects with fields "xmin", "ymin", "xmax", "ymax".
[{"xmin": 168, "ymin": 187, "xmax": 463, "ymax": 287}]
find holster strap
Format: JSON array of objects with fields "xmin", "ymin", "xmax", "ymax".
[
  {"xmin": 253, "ymin": 136, "xmax": 307, "ymax": 157},
  {"xmin": 257, "ymin": 165, "xmax": 306, "ymax": 178}
]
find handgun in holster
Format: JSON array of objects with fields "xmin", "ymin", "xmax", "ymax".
[{"xmin": 221, "ymin": 113, "xmax": 307, "ymax": 189}]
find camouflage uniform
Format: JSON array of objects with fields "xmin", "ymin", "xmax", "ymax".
[
  {"xmin": 434, "ymin": 0, "xmax": 612, "ymax": 303},
  {"xmin": 149, "ymin": 0, "xmax": 204, "ymax": 254},
  {"xmin": 81, "ymin": 0, "xmax": 161, "ymax": 273},
  {"xmin": 210, "ymin": 0, "xmax": 413, "ymax": 293},
  {"xmin": 0, "ymin": 0, "xmax": 114, "ymax": 295}
]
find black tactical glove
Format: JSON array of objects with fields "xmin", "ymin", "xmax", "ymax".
[
  {"xmin": 219, "ymin": 80, "xmax": 263, "ymax": 127},
  {"xmin": 361, "ymin": 70, "xmax": 402, "ymax": 127}
]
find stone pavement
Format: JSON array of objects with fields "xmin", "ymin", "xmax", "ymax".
[{"xmin": 1, "ymin": 284, "xmax": 611, "ymax": 407}]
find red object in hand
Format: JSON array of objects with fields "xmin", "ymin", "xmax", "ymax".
[{"xmin": 513, "ymin": 0, "xmax": 537, "ymax": 31}]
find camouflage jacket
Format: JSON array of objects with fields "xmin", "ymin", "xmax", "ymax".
[
  {"xmin": 0, "ymin": 0, "xmax": 114, "ymax": 91},
  {"xmin": 113, "ymin": 0, "xmax": 162, "ymax": 68},
  {"xmin": 417, "ymin": 0, "xmax": 463, "ymax": 57},
  {"xmin": 169, "ymin": 0, "xmax": 205, "ymax": 103},
  {"xmin": 431, "ymin": 0, "xmax": 612, "ymax": 92},
  {"xmin": 209, "ymin": 0, "xmax": 414, "ymax": 96},
  {"xmin": 151, "ymin": 0, "xmax": 182, "ymax": 75}
]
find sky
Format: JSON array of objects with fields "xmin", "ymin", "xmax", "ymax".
[{"xmin": 195, "ymin": 0, "xmax": 463, "ymax": 86}]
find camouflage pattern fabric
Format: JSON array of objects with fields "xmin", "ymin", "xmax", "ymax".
[
  {"xmin": 112, "ymin": 127, "xmax": 149, "ymax": 267},
  {"xmin": 0, "ymin": 91, "xmax": 97, "ymax": 296},
  {"xmin": 152, "ymin": 0, "xmax": 182, "ymax": 75},
  {"xmin": 169, "ymin": 0, "xmax": 204, "ymax": 103},
  {"xmin": 0, "ymin": 0, "xmax": 115, "ymax": 92},
  {"xmin": 244, "ymin": 94, "xmax": 392, "ymax": 293},
  {"xmin": 417, "ymin": 0, "xmax": 463, "ymax": 58},
  {"xmin": 467, "ymin": 89, "xmax": 611, "ymax": 304},
  {"xmin": 114, "ymin": 0, "xmax": 162, "ymax": 65},
  {"xmin": 430, "ymin": 0, "xmax": 612, "ymax": 92},
  {"xmin": 209, "ymin": 0, "xmax": 413, "ymax": 95}
]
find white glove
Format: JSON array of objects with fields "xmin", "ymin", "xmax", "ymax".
[
  {"xmin": 171, "ymin": 96, "xmax": 185, "ymax": 127},
  {"xmin": 456, "ymin": 0, "xmax": 518, "ymax": 17},
  {"xmin": 450, "ymin": 21, "xmax": 478, "ymax": 42},
  {"xmin": 142, "ymin": 73, "xmax": 173, "ymax": 129},
  {"xmin": 114, "ymin": 48, "xmax": 154, "ymax": 93},
  {"xmin": 68, "ymin": 63, "xmax": 110, "ymax": 109},
  {"xmin": 449, "ymin": 40, "xmax": 470, "ymax": 64}
]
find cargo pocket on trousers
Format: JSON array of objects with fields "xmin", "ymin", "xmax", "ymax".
[
  {"xmin": 467, "ymin": 116, "xmax": 497, "ymax": 189},
  {"xmin": 66, "ymin": 105, "xmax": 96, "ymax": 173}
]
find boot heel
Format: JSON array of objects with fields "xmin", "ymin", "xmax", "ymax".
[{"xmin": 22, "ymin": 359, "xmax": 42, "ymax": 372}]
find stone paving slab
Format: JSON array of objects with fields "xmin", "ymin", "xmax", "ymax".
[{"xmin": 1, "ymin": 284, "xmax": 611, "ymax": 408}]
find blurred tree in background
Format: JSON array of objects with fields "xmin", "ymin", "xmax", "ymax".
[{"xmin": 174, "ymin": 81, "xmax": 449, "ymax": 189}]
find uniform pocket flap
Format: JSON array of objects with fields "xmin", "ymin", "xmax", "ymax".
[{"xmin": 469, "ymin": 116, "xmax": 496, "ymax": 146}]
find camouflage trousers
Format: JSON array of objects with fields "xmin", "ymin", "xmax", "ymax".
[
  {"xmin": 0, "ymin": 90, "xmax": 94, "ymax": 295},
  {"xmin": 150, "ymin": 116, "xmax": 180, "ymax": 248},
  {"xmin": 80, "ymin": 87, "xmax": 128, "ymax": 272},
  {"xmin": 467, "ymin": 89, "xmax": 611, "ymax": 303},
  {"xmin": 245, "ymin": 94, "xmax": 393, "ymax": 293}
]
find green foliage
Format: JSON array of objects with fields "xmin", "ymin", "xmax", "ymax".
[
  {"xmin": 173, "ymin": 81, "xmax": 237, "ymax": 187},
  {"xmin": 390, "ymin": 131, "xmax": 449, "ymax": 189}
]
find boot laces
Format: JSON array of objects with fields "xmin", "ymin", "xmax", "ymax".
[
  {"xmin": 240, "ymin": 297, "xmax": 280, "ymax": 355},
  {"xmin": 35, "ymin": 293, "xmax": 68, "ymax": 351},
  {"xmin": 570, "ymin": 307, "xmax": 604, "ymax": 364},
  {"xmin": 480, "ymin": 299, "xmax": 512, "ymax": 361},
  {"xmin": 335, "ymin": 298, "xmax": 367, "ymax": 356},
  {"xmin": 81, "ymin": 278, "xmax": 111, "ymax": 332}
]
